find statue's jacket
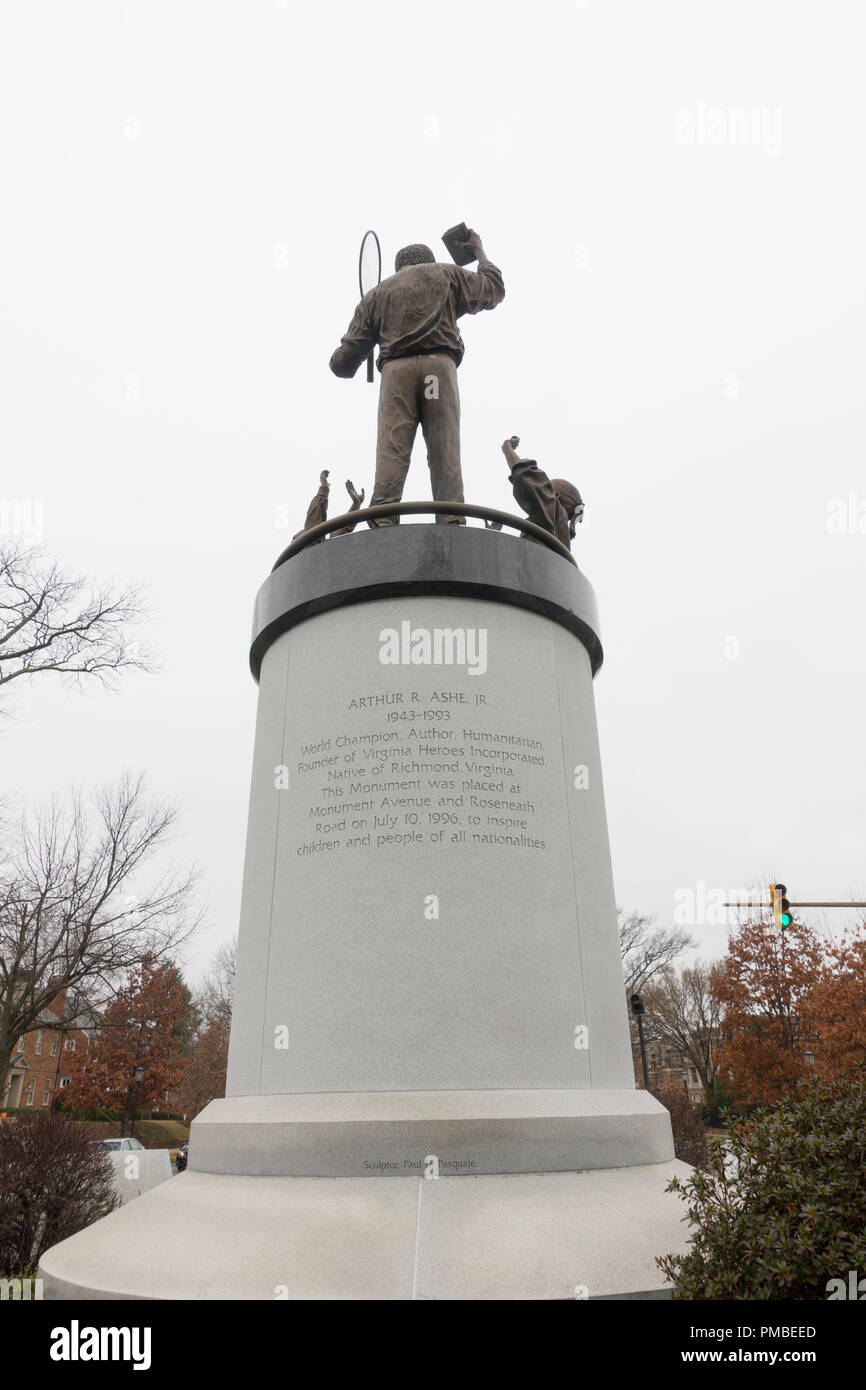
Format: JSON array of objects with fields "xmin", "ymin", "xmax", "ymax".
[{"xmin": 329, "ymin": 259, "xmax": 505, "ymax": 378}]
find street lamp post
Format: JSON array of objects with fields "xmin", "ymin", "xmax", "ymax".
[
  {"xmin": 130, "ymin": 1065, "xmax": 145, "ymax": 1141},
  {"xmin": 631, "ymin": 993, "xmax": 649, "ymax": 1089}
]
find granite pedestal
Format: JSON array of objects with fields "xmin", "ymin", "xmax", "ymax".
[{"xmin": 40, "ymin": 525, "xmax": 691, "ymax": 1299}]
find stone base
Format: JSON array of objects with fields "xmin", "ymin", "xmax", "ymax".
[
  {"xmin": 107, "ymin": 1149, "xmax": 173, "ymax": 1205},
  {"xmin": 191, "ymin": 1089, "xmax": 675, "ymax": 1177},
  {"xmin": 39, "ymin": 1162, "xmax": 692, "ymax": 1301}
]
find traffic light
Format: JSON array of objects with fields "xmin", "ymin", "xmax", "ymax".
[
  {"xmin": 770, "ymin": 883, "xmax": 793, "ymax": 928},
  {"xmin": 630, "ymin": 993, "xmax": 644, "ymax": 1016}
]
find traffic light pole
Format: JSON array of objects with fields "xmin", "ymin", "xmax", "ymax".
[
  {"xmin": 723, "ymin": 900, "xmax": 866, "ymax": 908},
  {"xmin": 723, "ymin": 884, "xmax": 866, "ymax": 924}
]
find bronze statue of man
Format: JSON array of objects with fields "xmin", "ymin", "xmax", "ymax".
[
  {"xmin": 329, "ymin": 231, "xmax": 504, "ymax": 524},
  {"xmin": 497, "ymin": 436, "xmax": 584, "ymax": 550}
]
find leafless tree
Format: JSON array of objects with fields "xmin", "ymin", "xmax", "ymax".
[
  {"xmin": 0, "ymin": 775, "xmax": 202, "ymax": 1092},
  {"xmin": 197, "ymin": 936, "xmax": 236, "ymax": 1027},
  {"xmin": 641, "ymin": 961, "xmax": 723, "ymax": 1088},
  {"xmin": 0, "ymin": 540, "xmax": 153, "ymax": 710},
  {"xmin": 618, "ymin": 908, "xmax": 695, "ymax": 993},
  {"xmin": 0, "ymin": 1112, "xmax": 120, "ymax": 1273},
  {"xmin": 174, "ymin": 937, "xmax": 236, "ymax": 1119}
]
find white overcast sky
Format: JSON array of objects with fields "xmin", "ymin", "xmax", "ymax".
[{"xmin": 2, "ymin": 0, "xmax": 864, "ymax": 980}]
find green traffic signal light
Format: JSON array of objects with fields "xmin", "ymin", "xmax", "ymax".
[{"xmin": 771, "ymin": 882, "xmax": 794, "ymax": 928}]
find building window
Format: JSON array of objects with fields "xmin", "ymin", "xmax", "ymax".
[
  {"xmin": 24, "ymin": 1078, "xmax": 36, "ymax": 1107},
  {"xmin": 64, "ymin": 1037, "xmax": 76, "ymax": 1052},
  {"xmin": 35, "ymin": 1030, "xmax": 44, "ymax": 1055},
  {"xmin": 50, "ymin": 1033, "xmax": 59, "ymax": 1057},
  {"xmin": 42, "ymin": 1078, "xmax": 53, "ymax": 1107},
  {"xmin": 59, "ymin": 1077, "xmax": 71, "ymax": 1088}
]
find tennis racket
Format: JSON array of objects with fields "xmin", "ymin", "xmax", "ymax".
[{"xmin": 358, "ymin": 229, "xmax": 382, "ymax": 383}]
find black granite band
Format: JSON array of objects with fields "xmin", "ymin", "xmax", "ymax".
[{"xmin": 250, "ymin": 525, "xmax": 603, "ymax": 681}]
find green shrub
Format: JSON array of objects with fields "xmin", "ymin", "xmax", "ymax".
[
  {"xmin": 658, "ymin": 1077, "xmax": 866, "ymax": 1299},
  {"xmin": 701, "ymin": 1078, "xmax": 741, "ymax": 1126}
]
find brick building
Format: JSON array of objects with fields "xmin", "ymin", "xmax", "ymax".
[
  {"xmin": 633, "ymin": 1043, "xmax": 706, "ymax": 1105},
  {"xmin": 2, "ymin": 987, "xmax": 90, "ymax": 1111}
]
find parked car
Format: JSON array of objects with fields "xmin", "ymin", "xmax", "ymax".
[
  {"xmin": 175, "ymin": 1142, "xmax": 189, "ymax": 1172},
  {"xmin": 100, "ymin": 1137, "xmax": 144, "ymax": 1152}
]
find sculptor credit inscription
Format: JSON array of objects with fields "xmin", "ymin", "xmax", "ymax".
[{"xmin": 290, "ymin": 686, "xmax": 551, "ymax": 858}]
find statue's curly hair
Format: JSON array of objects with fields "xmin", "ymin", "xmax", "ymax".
[{"xmin": 394, "ymin": 244, "xmax": 436, "ymax": 271}]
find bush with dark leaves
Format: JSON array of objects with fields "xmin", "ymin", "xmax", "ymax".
[
  {"xmin": 658, "ymin": 1077, "xmax": 866, "ymax": 1299},
  {"xmin": 0, "ymin": 1113, "xmax": 119, "ymax": 1275},
  {"xmin": 652, "ymin": 1084, "xmax": 709, "ymax": 1170}
]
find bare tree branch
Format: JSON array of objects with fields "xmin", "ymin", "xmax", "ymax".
[
  {"xmin": 640, "ymin": 961, "xmax": 724, "ymax": 1088},
  {"xmin": 618, "ymin": 908, "xmax": 695, "ymax": 993},
  {"xmin": 197, "ymin": 936, "xmax": 236, "ymax": 1027},
  {"xmin": 0, "ymin": 776, "xmax": 202, "ymax": 1092},
  {"xmin": 0, "ymin": 540, "xmax": 155, "ymax": 712}
]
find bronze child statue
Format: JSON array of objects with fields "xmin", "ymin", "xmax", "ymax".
[
  {"xmin": 293, "ymin": 471, "xmax": 365, "ymax": 543},
  {"xmin": 496, "ymin": 436, "xmax": 584, "ymax": 550}
]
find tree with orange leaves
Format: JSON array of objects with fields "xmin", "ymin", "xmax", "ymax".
[
  {"xmin": 174, "ymin": 938, "xmax": 234, "ymax": 1119},
  {"xmin": 66, "ymin": 955, "xmax": 194, "ymax": 1115},
  {"xmin": 800, "ymin": 928, "xmax": 866, "ymax": 1082},
  {"xmin": 175, "ymin": 1016, "xmax": 230, "ymax": 1119},
  {"xmin": 712, "ymin": 915, "xmax": 823, "ymax": 1107}
]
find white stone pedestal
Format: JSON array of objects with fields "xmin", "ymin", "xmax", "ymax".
[
  {"xmin": 39, "ymin": 527, "xmax": 691, "ymax": 1300},
  {"xmin": 39, "ymin": 1163, "xmax": 692, "ymax": 1301}
]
